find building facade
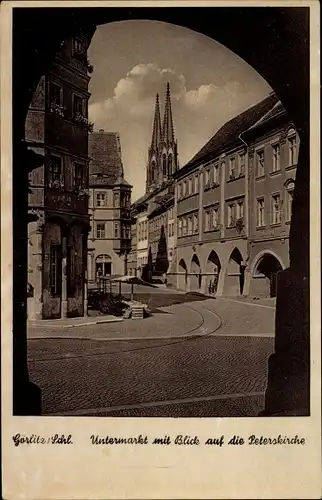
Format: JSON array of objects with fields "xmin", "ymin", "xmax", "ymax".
[
  {"xmin": 87, "ymin": 130, "xmax": 132, "ymax": 281},
  {"xmin": 27, "ymin": 33, "xmax": 93, "ymax": 319},
  {"xmin": 170, "ymin": 93, "xmax": 299, "ymax": 298},
  {"xmin": 129, "ymin": 82, "xmax": 178, "ymax": 278}
]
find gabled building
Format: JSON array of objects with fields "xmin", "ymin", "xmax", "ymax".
[
  {"xmin": 87, "ymin": 130, "xmax": 132, "ymax": 281},
  {"xmin": 171, "ymin": 93, "xmax": 299, "ymax": 298},
  {"xmin": 27, "ymin": 33, "xmax": 93, "ymax": 320}
]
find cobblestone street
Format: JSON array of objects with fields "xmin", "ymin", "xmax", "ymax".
[{"xmin": 28, "ymin": 294, "xmax": 275, "ymax": 416}]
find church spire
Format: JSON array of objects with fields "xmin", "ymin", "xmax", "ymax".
[
  {"xmin": 162, "ymin": 82, "xmax": 175, "ymax": 145},
  {"xmin": 151, "ymin": 93, "xmax": 162, "ymax": 149}
]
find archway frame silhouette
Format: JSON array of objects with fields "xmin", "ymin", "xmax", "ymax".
[{"xmin": 11, "ymin": 6, "xmax": 310, "ymax": 415}]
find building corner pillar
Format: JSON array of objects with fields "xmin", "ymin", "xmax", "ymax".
[
  {"xmin": 61, "ymin": 234, "xmax": 68, "ymax": 319},
  {"xmin": 262, "ymin": 133, "xmax": 309, "ymax": 416}
]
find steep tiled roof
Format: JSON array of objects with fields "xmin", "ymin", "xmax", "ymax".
[
  {"xmin": 245, "ymin": 100, "xmax": 286, "ymax": 131},
  {"xmin": 89, "ymin": 131, "xmax": 124, "ymax": 186},
  {"xmin": 181, "ymin": 93, "xmax": 279, "ymax": 174}
]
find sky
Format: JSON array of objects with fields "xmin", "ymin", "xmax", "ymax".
[{"xmin": 88, "ymin": 20, "xmax": 272, "ymax": 201}]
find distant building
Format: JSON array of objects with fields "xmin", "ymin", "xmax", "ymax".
[
  {"xmin": 27, "ymin": 33, "xmax": 93, "ymax": 319},
  {"xmin": 129, "ymin": 83, "xmax": 178, "ymax": 278},
  {"xmin": 87, "ymin": 130, "xmax": 132, "ymax": 281},
  {"xmin": 171, "ymin": 93, "xmax": 298, "ymax": 298}
]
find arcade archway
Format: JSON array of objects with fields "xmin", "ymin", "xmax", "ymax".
[
  {"xmin": 205, "ymin": 250, "xmax": 221, "ymax": 295},
  {"xmin": 12, "ymin": 7, "xmax": 310, "ymax": 416},
  {"xmin": 190, "ymin": 254, "xmax": 202, "ymax": 292},
  {"xmin": 178, "ymin": 258, "xmax": 188, "ymax": 291},
  {"xmin": 251, "ymin": 252, "xmax": 284, "ymax": 298},
  {"xmin": 223, "ymin": 247, "xmax": 245, "ymax": 296}
]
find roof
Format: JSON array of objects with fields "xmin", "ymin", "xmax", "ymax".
[
  {"xmin": 245, "ymin": 100, "xmax": 286, "ymax": 132},
  {"xmin": 179, "ymin": 93, "xmax": 279, "ymax": 175},
  {"xmin": 89, "ymin": 131, "xmax": 125, "ymax": 186}
]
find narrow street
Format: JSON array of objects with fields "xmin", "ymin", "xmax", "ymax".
[{"xmin": 28, "ymin": 292, "xmax": 275, "ymax": 417}]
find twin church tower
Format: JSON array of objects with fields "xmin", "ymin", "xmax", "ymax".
[{"xmin": 146, "ymin": 82, "xmax": 179, "ymax": 193}]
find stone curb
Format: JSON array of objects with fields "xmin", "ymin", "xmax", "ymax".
[{"xmin": 28, "ymin": 317, "xmax": 124, "ymax": 329}]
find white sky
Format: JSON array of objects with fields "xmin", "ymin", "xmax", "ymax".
[{"xmin": 88, "ymin": 20, "xmax": 272, "ymax": 201}]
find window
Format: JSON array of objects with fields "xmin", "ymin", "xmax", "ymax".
[
  {"xmin": 236, "ymin": 200, "xmax": 244, "ymax": 221},
  {"xmin": 177, "ymin": 184, "xmax": 182, "ymax": 200},
  {"xmin": 163, "ymin": 155, "xmax": 167, "ymax": 176},
  {"xmin": 286, "ymin": 181, "xmax": 295, "ymax": 222},
  {"xmin": 73, "ymin": 94, "xmax": 84, "ymax": 118},
  {"xmin": 96, "ymin": 192, "xmax": 106, "ymax": 207},
  {"xmin": 114, "ymin": 223, "xmax": 119, "ymax": 238},
  {"xmin": 213, "ymin": 164, "xmax": 219, "ymax": 185},
  {"xmin": 288, "ymin": 135, "xmax": 297, "ymax": 166},
  {"xmin": 194, "ymin": 174, "xmax": 199, "ymax": 193},
  {"xmin": 188, "ymin": 216, "xmax": 193, "ymax": 235},
  {"xmin": 257, "ymin": 150, "xmax": 265, "ymax": 177},
  {"xmin": 272, "ymin": 194, "xmax": 281, "ymax": 224},
  {"xmin": 238, "ymin": 153, "xmax": 245, "ymax": 176},
  {"xmin": 73, "ymin": 163, "xmax": 83, "ymax": 190},
  {"xmin": 205, "ymin": 211, "xmax": 210, "ymax": 232},
  {"xmin": 228, "ymin": 204, "xmax": 235, "ymax": 227},
  {"xmin": 73, "ymin": 37, "xmax": 86, "ymax": 56},
  {"xmin": 48, "ymin": 155, "xmax": 63, "ymax": 188},
  {"xmin": 193, "ymin": 213, "xmax": 199, "ymax": 233},
  {"xmin": 50, "ymin": 245, "xmax": 61, "ymax": 296},
  {"xmin": 49, "ymin": 81, "xmax": 62, "ymax": 106},
  {"xmin": 113, "ymin": 192, "xmax": 120, "ymax": 207},
  {"xmin": 204, "ymin": 169, "xmax": 211, "ymax": 188},
  {"xmin": 138, "ymin": 223, "xmax": 141, "ymax": 241},
  {"xmin": 189, "ymin": 178, "xmax": 193, "ymax": 195},
  {"xmin": 229, "ymin": 157, "xmax": 236, "ymax": 178},
  {"xmin": 182, "ymin": 218, "xmax": 187, "ymax": 236},
  {"xmin": 178, "ymin": 219, "xmax": 182, "ymax": 237},
  {"xmin": 212, "ymin": 207, "xmax": 219, "ymax": 229},
  {"xmin": 272, "ymin": 144, "xmax": 281, "ymax": 172},
  {"xmin": 96, "ymin": 223, "xmax": 105, "ymax": 239},
  {"xmin": 168, "ymin": 155, "xmax": 173, "ymax": 175},
  {"xmin": 257, "ymin": 198, "xmax": 265, "ymax": 227},
  {"xmin": 183, "ymin": 181, "xmax": 187, "ymax": 197}
]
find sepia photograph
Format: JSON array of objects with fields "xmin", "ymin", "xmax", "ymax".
[
  {"xmin": 10, "ymin": 4, "xmax": 312, "ymax": 419},
  {"xmin": 2, "ymin": 2, "xmax": 321, "ymax": 499}
]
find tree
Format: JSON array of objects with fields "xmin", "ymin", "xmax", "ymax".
[{"xmin": 155, "ymin": 225, "xmax": 169, "ymax": 276}]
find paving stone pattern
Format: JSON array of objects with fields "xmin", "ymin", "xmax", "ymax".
[{"xmin": 28, "ymin": 336, "xmax": 274, "ymax": 416}]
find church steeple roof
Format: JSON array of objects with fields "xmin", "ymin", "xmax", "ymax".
[
  {"xmin": 150, "ymin": 93, "xmax": 162, "ymax": 150},
  {"xmin": 162, "ymin": 82, "xmax": 175, "ymax": 145}
]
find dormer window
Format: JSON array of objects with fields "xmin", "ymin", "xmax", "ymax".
[{"xmin": 73, "ymin": 38, "xmax": 86, "ymax": 57}]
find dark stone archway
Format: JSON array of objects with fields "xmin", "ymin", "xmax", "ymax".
[{"xmin": 12, "ymin": 6, "xmax": 310, "ymax": 415}]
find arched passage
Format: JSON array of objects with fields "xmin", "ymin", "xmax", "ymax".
[
  {"xmin": 12, "ymin": 8, "xmax": 309, "ymax": 417},
  {"xmin": 206, "ymin": 250, "xmax": 221, "ymax": 295},
  {"xmin": 223, "ymin": 247, "xmax": 245, "ymax": 296},
  {"xmin": 251, "ymin": 252, "xmax": 284, "ymax": 298},
  {"xmin": 178, "ymin": 258, "xmax": 188, "ymax": 291},
  {"xmin": 190, "ymin": 254, "xmax": 202, "ymax": 292}
]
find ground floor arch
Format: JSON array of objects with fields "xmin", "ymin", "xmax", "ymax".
[
  {"xmin": 190, "ymin": 253, "xmax": 202, "ymax": 292},
  {"xmin": 223, "ymin": 247, "xmax": 246, "ymax": 296},
  {"xmin": 250, "ymin": 251, "xmax": 284, "ymax": 298},
  {"xmin": 178, "ymin": 258, "xmax": 188, "ymax": 291},
  {"xmin": 205, "ymin": 250, "xmax": 221, "ymax": 295}
]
